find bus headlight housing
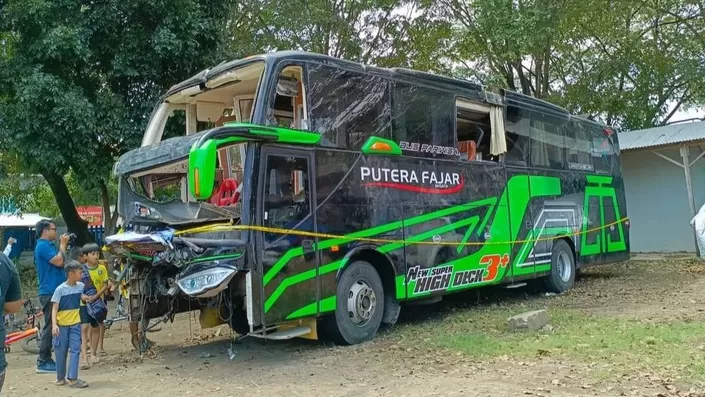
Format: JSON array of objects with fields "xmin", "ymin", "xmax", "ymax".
[{"xmin": 176, "ymin": 267, "xmax": 237, "ymax": 297}]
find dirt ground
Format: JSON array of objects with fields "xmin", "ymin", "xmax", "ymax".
[{"xmin": 4, "ymin": 257, "xmax": 705, "ymax": 397}]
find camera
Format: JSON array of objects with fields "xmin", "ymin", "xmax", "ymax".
[{"xmin": 67, "ymin": 233, "xmax": 78, "ymax": 249}]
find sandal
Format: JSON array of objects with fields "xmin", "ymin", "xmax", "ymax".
[
  {"xmin": 80, "ymin": 361, "xmax": 90, "ymax": 370},
  {"xmin": 68, "ymin": 379, "xmax": 89, "ymax": 388},
  {"xmin": 55, "ymin": 380, "xmax": 66, "ymax": 386}
]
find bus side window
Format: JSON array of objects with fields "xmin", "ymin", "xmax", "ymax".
[
  {"xmin": 262, "ymin": 155, "xmax": 312, "ymax": 245},
  {"xmin": 566, "ymin": 120, "xmax": 594, "ymax": 171},
  {"xmin": 590, "ymin": 124, "xmax": 620, "ymax": 176},
  {"xmin": 527, "ymin": 111, "xmax": 567, "ymax": 170},
  {"xmin": 266, "ymin": 65, "xmax": 305, "ymax": 130},
  {"xmin": 391, "ymin": 83, "xmax": 455, "ymax": 157},
  {"xmin": 307, "ymin": 64, "xmax": 391, "ymax": 150},
  {"xmin": 504, "ymin": 106, "xmax": 530, "ymax": 166}
]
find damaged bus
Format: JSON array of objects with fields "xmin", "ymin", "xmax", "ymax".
[{"xmin": 106, "ymin": 51, "xmax": 629, "ymax": 347}]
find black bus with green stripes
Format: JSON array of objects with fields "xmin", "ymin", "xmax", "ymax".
[{"xmin": 107, "ymin": 51, "xmax": 629, "ymax": 347}]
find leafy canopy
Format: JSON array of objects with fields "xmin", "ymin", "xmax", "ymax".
[{"xmin": 0, "ymin": 0, "xmax": 233, "ymax": 238}]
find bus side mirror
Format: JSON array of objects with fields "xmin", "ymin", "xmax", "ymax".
[{"xmin": 188, "ymin": 140, "xmax": 218, "ymax": 200}]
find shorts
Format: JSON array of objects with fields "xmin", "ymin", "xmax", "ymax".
[{"xmin": 79, "ymin": 306, "xmax": 100, "ymax": 328}]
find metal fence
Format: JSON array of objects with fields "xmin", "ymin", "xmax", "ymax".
[{"xmin": 1, "ymin": 226, "xmax": 107, "ymax": 259}]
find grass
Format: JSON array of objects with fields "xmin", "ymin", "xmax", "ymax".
[{"xmin": 393, "ymin": 306, "xmax": 705, "ymax": 381}]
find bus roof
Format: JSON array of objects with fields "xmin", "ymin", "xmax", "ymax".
[
  {"xmin": 157, "ymin": 51, "xmax": 605, "ymax": 134},
  {"xmin": 162, "ymin": 51, "xmax": 488, "ymax": 99}
]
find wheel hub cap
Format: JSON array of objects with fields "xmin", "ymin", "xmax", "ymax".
[
  {"xmin": 557, "ymin": 251, "xmax": 572, "ymax": 282},
  {"xmin": 347, "ymin": 280, "xmax": 377, "ymax": 326}
]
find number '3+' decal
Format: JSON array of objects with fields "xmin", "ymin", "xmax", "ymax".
[{"xmin": 481, "ymin": 254, "xmax": 510, "ymax": 282}]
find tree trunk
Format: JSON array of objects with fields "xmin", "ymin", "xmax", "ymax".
[
  {"xmin": 40, "ymin": 169, "xmax": 94, "ymax": 246},
  {"xmin": 99, "ymin": 179, "xmax": 119, "ymax": 236}
]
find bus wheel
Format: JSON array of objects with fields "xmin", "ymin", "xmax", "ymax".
[
  {"xmin": 544, "ymin": 240, "xmax": 575, "ymax": 293},
  {"xmin": 328, "ymin": 260, "xmax": 385, "ymax": 345}
]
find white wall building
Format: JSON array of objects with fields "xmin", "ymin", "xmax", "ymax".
[{"xmin": 619, "ymin": 120, "xmax": 705, "ymax": 253}]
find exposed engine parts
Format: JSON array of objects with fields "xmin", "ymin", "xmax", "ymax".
[{"xmin": 106, "ymin": 229, "xmax": 249, "ymax": 354}]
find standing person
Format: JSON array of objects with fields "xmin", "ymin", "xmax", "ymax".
[
  {"xmin": 70, "ymin": 247, "xmax": 93, "ymax": 369},
  {"xmin": 80, "ymin": 244, "xmax": 108, "ymax": 364},
  {"xmin": 50, "ymin": 261, "xmax": 88, "ymax": 388},
  {"xmin": 3, "ymin": 237, "xmax": 18, "ymax": 325},
  {"xmin": 0, "ymin": 247, "xmax": 23, "ymax": 393},
  {"xmin": 34, "ymin": 220, "xmax": 70, "ymax": 374}
]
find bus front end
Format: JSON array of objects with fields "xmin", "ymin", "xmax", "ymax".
[
  {"xmin": 105, "ymin": 54, "xmax": 316, "ymax": 345},
  {"xmin": 106, "ymin": 132, "xmax": 256, "ymax": 338}
]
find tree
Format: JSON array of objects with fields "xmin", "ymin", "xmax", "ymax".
[
  {"xmin": 423, "ymin": 0, "xmax": 568, "ymax": 97},
  {"xmin": 553, "ymin": 0, "xmax": 705, "ymax": 129},
  {"xmin": 0, "ymin": 0, "xmax": 234, "ymax": 243},
  {"xmin": 228, "ymin": 0, "xmax": 439, "ymax": 68},
  {"xmin": 420, "ymin": 0, "xmax": 705, "ymax": 130}
]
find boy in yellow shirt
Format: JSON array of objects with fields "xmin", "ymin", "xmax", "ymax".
[{"xmin": 81, "ymin": 244, "xmax": 111, "ymax": 362}]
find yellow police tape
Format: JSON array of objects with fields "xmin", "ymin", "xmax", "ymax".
[{"xmin": 173, "ymin": 217, "xmax": 630, "ymax": 247}]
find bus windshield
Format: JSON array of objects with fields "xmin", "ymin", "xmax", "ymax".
[
  {"xmin": 143, "ymin": 61, "xmax": 266, "ymax": 146},
  {"xmin": 114, "ymin": 131, "xmax": 247, "ymax": 225}
]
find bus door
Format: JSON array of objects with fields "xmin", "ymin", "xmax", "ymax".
[
  {"xmin": 257, "ymin": 147, "xmax": 320, "ymax": 325},
  {"xmin": 502, "ymin": 168, "xmax": 538, "ymax": 279}
]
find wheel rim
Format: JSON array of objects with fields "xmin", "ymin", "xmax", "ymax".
[
  {"xmin": 347, "ymin": 280, "xmax": 377, "ymax": 326},
  {"xmin": 557, "ymin": 251, "xmax": 572, "ymax": 283}
]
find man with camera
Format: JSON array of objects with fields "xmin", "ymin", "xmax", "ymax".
[{"xmin": 34, "ymin": 220, "xmax": 70, "ymax": 374}]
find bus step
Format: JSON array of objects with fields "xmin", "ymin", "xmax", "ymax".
[
  {"xmin": 505, "ymin": 282, "xmax": 527, "ymax": 289},
  {"xmin": 255, "ymin": 326, "xmax": 312, "ymax": 340}
]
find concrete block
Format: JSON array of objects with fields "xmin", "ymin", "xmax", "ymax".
[{"xmin": 507, "ymin": 309, "xmax": 550, "ymax": 332}]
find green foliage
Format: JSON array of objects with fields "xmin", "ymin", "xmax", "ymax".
[
  {"xmin": 553, "ymin": 0, "xmax": 705, "ymax": 129},
  {"xmin": 0, "ymin": 0, "xmax": 233, "ymax": 178},
  {"xmin": 422, "ymin": 0, "xmax": 705, "ymax": 129},
  {"xmin": 0, "ymin": 0, "xmax": 234, "ymax": 236},
  {"xmin": 229, "ymin": 0, "xmax": 436, "ymax": 68}
]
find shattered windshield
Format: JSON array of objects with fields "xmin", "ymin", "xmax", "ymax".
[{"xmin": 116, "ymin": 137, "xmax": 248, "ymax": 225}]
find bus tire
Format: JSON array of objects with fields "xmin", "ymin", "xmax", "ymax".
[
  {"xmin": 327, "ymin": 260, "xmax": 385, "ymax": 345},
  {"xmin": 543, "ymin": 239, "xmax": 575, "ymax": 293}
]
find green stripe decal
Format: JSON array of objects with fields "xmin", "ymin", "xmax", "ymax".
[
  {"xmin": 189, "ymin": 253, "xmax": 242, "ymax": 264},
  {"xmin": 265, "ymin": 174, "xmax": 608, "ymax": 315},
  {"xmin": 395, "ymin": 275, "xmax": 406, "ymax": 299},
  {"xmin": 286, "ymin": 301, "xmax": 316, "ymax": 320},
  {"xmin": 264, "ymin": 215, "xmax": 483, "ymax": 312},
  {"xmin": 286, "ymin": 296, "xmax": 337, "ymax": 320},
  {"xmin": 263, "ymin": 198, "xmax": 498, "ymax": 286},
  {"xmin": 126, "ymin": 253, "xmax": 153, "ymax": 261}
]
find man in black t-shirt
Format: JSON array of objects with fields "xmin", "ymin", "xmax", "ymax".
[{"xmin": 0, "ymin": 252, "xmax": 23, "ymax": 393}]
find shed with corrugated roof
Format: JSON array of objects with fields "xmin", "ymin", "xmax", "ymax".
[{"xmin": 618, "ymin": 119, "xmax": 705, "ymax": 253}]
